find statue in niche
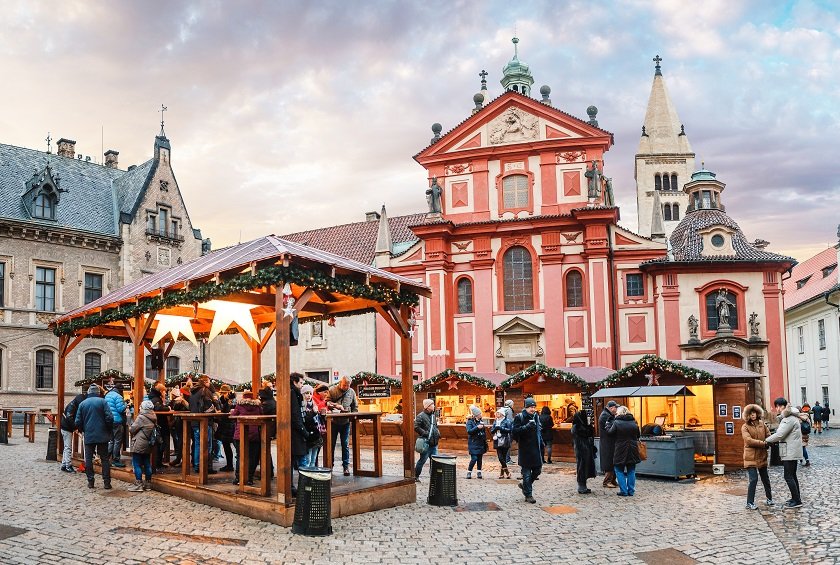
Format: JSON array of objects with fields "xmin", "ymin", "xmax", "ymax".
[
  {"xmin": 426, "ymin": 177, "xmax": 442, "ymax": 214},
  {"xmin": 201, "ymin": 238, "xmax": 212, "ymax": 255},
  {"xmin": 602, "ymin": 177, "xmax": 615, "ymax": 206},
  {"xmin": 585, "ymin": 160, "xmax": 602, "ymax": 201},
  {"xmin": 688, "ymin": 315, "xmax": 699, "ymax": 341},
  {"xmin": 749, "ymin": 312, "xmax": 760, "ymax": 339},
  {"xmin": 716, "ymin": 289, "xmax": 735, "ymax": 328}
]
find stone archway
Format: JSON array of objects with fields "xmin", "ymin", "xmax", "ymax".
[{"xmin": 710, "ymin": 351, "xmax": 744, "ymax": 369}]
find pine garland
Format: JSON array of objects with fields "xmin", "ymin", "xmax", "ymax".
[
  {"xmin": 165, "ymin": 371, "xmax": 230, "ymax": 391},
  {"xmin": 232, "ymin": 372, "xmax": 324, "ymax": 392},
  {"xmin": 594, "ymin": 354, "xmax": 715, "ymax": 388},
  {"xmin": 499, "ymin": 363, "xmax": 590, "ymax": 390},
  {"xmin": 414, "ymin": 368, "xmax": 496, "ymax": 392},
  {"xmin": 73, "ymin": 369, "xmax": 133, "ymax": 388},
  {"xmin": 53, "ymin": 263, "xmax": 420, "ymax": 337},
  {"xmin": 350, "ymin": 371, "xmax": 401, "ymax": 388}
]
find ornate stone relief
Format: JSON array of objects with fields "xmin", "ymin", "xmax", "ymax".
[
  {"xmin": 445, "ymin": 162, "xmax": 472, "ymax": 175},
  {"xmin": 556, "ymin": 150, "xmax": 586, "ymax": 163},
  {"xmin": 488, "ymin": 107, "xmax": 539, "ymax": 145},
  {"xmin": 561, "ymin": 232, "xmax": 582, "ymax": 243}
]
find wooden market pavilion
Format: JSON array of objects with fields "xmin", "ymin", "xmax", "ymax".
[{"xmin": 49, "ymin": 235, "xmax": 431, "ymax": 525}]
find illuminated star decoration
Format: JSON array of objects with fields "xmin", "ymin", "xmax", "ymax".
[
  {"xmin": 152, "ymin": 314, "xmax": 198, "ymax": 347},
  {"xmin": 447, "ymin": 379, "xmax": 459, "ymax": 390},
  {"xmin": 283, "ymin": 296, "xmax": 296, "ymax": 319},
  {"xmin": 537, "ymin": 373, "xmax": 546, "ymax": 383},
  {"xmin": 201, "ymin": 300, "xmax": 260, "ymax": 343},
  {"xmin": 647, "ymin": 370, "xmax": 660, "ymax": 386},
  {"xmin": 408, "ymin": 328, "xmax": 415, "ymax": 339}
]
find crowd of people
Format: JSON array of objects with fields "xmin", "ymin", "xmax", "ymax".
[{"xmin": 60, "ymin": 373, "xmax": 360, "ymax": 495}]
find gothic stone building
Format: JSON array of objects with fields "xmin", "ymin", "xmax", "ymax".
[{"xmin": 0, "ymin": 131, "xmax": 205, "ymax": 412}]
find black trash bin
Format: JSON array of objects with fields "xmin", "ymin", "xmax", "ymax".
[
  {"xmin": 427, "ymin": 454, "xmax": 458, "ymax": 506},
  {"xmin": 0, "ymin": 419, "xmax": 7, "ymax": 444},
  {"xmin": 46, "ymin": 428, "xmax": 58, "ymax": 461},
  {"xmin": 292, "ymin": 467, "xmax": 333, "ymax": 536}
]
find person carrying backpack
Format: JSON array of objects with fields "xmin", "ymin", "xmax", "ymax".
[
  {"xmin": 128, "ymin": 400, "xmax": 158, "ymax": 492},
  {"xmin": 60, "ymin": 391, "xmax": 87, "ymax": 473},
  {"xmin": 798, "ymin": 406, "xmax": 811, "ymax": 467}
]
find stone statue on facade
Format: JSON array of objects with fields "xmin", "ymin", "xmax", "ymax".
[
  {"xmin": 687, "ymin": 314, "xmax": 699, "ymax": 343},
  {"xmin": 585, "ymin": 160, "xmax": 602, "ymax": 202},
  {"xmin": 715, "ymin": 289, "xmax": 734, "ymax": 330},
  {"xmin": 749, "ymin": 312, "xmax": 760, "ymax": 341},
  {"xmin": 201, "ymin": 238, "xmax": 212, "ymax": 255},
  {"xmin": 603, "ymin": 176, "xmax": 615, "ymax": 206},
  {"xmin": 426, "ymin": 177, "xmax": 442, "ymax": 214}
]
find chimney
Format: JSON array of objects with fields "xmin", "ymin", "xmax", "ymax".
[
  {"xmin": 56, "ymin": 138, "xmax": 76, "ymax": 159},
  {"xmin": 104, "ymin": 149, "xmax": 119, "ymax": 169},
  {"xmin": 365, "ymin": 211, "xmax": 381, "ymax": 222}
]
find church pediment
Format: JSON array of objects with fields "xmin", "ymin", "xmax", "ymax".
[
  {"xmin": 494, "ymin": 316, "xmax": 543, "ymax": 336},
  {"xmin": 415, "ymin": 92, "xmax": 611, "ymax": 162}
]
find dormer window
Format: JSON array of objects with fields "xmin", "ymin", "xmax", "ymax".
[
  {"xmin": 33, "ymin": 190, "xmax": 56, "ymax": 219},
  {"xmin": 822, "ymin": 265, "xmax": 836, "ymax": 278},
  {"xmin": 24, "ymin": 165, "xmax": 64, "ymax": 221},
  {"xmin": 796, "ymin": 276, "xmax": 812, "ymax": 289}
]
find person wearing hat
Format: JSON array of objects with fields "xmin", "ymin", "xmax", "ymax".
[
  {"xmin": 75, "ymin": 384, "xmax": 115, "ymax": 489},
  {"xmin": 512, "ymin": 396, "xmax": 543, "ymax": 503},
  {"xmin": 229, "ymin": 390, "xmax": 262, "ymax": 486},
  {"xmin": 466, "ymin": 405, "xmax": 488, "ymax": 479},
  {"xmin": 147, "ymin": 382, "xmax": 171, "ymax": 472},
  {"xmin": 128, "ymin": 400, "xmax": 158, "ymax": 492},
  {"xmin": 598, "ymin": 401, "xmax": 619, "ymax": 488},
  {"xmin": 169, "ymin": 387, "xmax": 190, "ymax": 467},
  {"xmin": 216, "ymin": 384, "xmax": 236, "ymax": 472},
  {"xmin": 189, "ymin": 375, "xmax": 220, "ymax": 474},
  {"xmin": 413, "ymin": 398, "xmax": 440, "ymax": 481}
]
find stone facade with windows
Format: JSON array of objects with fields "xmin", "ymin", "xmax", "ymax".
[{"xmin": 0, "ymin": 130, "xmax": 205, "ymax": 411}]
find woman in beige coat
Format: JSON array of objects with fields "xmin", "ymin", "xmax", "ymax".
[{"xmin": 741, "ymin": 404, "xmax": 773, "ymax": 510}]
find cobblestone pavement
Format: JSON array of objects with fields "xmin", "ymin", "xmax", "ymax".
[{"xmin": 0, "ymin": 426, "xmax": 836, "ymax": 564}]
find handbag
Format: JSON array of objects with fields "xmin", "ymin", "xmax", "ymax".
[
  {"xmin": 415, "ymin": 437, "xmax": 429, "ymax": 454},
  {"xmin": 637, "ymin": 440, "xmax": 647, "ymax": 461}
]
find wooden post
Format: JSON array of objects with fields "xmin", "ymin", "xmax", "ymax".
[
  {"xmin": 275, "ymin": 287, "xmax": 292, "ymax": 505},
  {"xmin": 133, "ymin": 336, "xmax": 145, "ymax": 417},
  {"xmin": 250, "ymin": 337, "xmax": 261, "ymax": 394},
  {"xmin": 56, "ymin": 335, "xmax": 68, "ymax": 460},
  {"xmin": 399, "ymin": 305, "xmax": 415, "ymax": 479}
]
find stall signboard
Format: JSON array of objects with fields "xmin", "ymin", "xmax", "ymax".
[
  {"xmin": 581, "ymin": 390, "xmax": 594, "ymax": 419},
  {"xmin": 358, "ymin": 384, "xmax": 391, "ymax": 399},
  {"xmin": 495, "ymin": 390, "xmax": 505, "ymax": 408}
]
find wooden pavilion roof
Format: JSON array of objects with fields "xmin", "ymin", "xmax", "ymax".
[{"xmin": 50, "ymin": 234, "xmax": 430, "ymax": 342}]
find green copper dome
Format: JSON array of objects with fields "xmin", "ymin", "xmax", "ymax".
[
  {"xmin": 691, "ymin": 167, "xmax": 717, "ymax": 182},
  {"xmin": 500, "ymin": 37, "xmax": 534, "ymax": 96}
]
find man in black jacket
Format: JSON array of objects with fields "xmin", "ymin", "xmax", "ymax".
[
  {"xmin": 512, "ymin": 397, "xmax": 543, "ymax": 503},
  {"xmin": 60, "ymin": 391, "xmax": 87, "ymax": 472},
  {"xmin": 75, "ymin": 384, "xmax": 115, "ymax": 489},
  {"xmin": 598, "ymin": 401, "xmax": 619, "ymax": 488},
  {"xmin": 189, "ymin": 376, "xmax": 219, "ymax": 474}
]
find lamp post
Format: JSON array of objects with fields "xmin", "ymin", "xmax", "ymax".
[{"xmin": 193, "ymin": 355, "xmax": 201, "ymax": 373}]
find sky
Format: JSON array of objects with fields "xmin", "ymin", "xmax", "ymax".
[{"xmin": 0, "ymin": 0, "xmax": 838, "ymax": 262}]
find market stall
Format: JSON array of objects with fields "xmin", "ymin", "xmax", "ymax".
[
  {"xmin": 352, "ymin": 372, "xmax": 404, "ymax": 448},
  {"xmin": 500, "ymin": 364, "xmax": 612, "ymax": 462},
  {"xmin": 592, "ymin": 355, "xmax": 763, "ymax": 469},
  {"xmin": 413, "ymin": 370, "xmax": 507, "ymax": 451}
]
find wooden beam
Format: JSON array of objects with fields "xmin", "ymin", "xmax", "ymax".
[
  {"xmin": 387, "ymin": 304, "xmax": 410, "ymax": 337},
  {"xmin": 313, "ymin": 288, "xmax": 339, "ymax": 303},
  {"xmin": 56, "ymin": 335, "xmax": 69, "ymax": 460},
  {"xmin": 122, "ymin": 319, "xmax": 136, "ymax": 344},
  {"xmin": 293, "ymin": 288, "xmax": 315, "ymax": 312},
  {"xmin": 374, "ymin": 304, "xmax": 404, "ymax": 337},
  {"xmin": 250, "ymin": 337, "xmax": 261, "ymax": 394},
  {"xmin": 275, "ymin": 286, "xmax": 292, "ymax": 506},
  {"xmin": 399, "ymin": 304, "xmax": 415, "ymax": 479},
  {"xmin": 61, "ymin": 334, "xmax": 86, "ymax": 357},
  {"xmin": 133, "ymin": 339, "xmax": 145, "ymax": 416},
  {"xmin": 217, "ymin": 292, "xmax": 276, "ymax": 307},
  {"xmin": 258, "ymin": 322, "xmax": 276, "ymax": 353}
]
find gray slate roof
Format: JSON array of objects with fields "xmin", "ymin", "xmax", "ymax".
[
  {"xmin": 643, "ymin": 208, "xmax": 794, "ymax": 265},
  {"xmin": 0, "ymin": 142, "xmax": 155, "ymax": 237}
]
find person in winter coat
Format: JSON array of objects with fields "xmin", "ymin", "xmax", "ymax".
[
  {"xmin": 822, "ymin": 403, "xmax": 830, "ymax": 430},
  {"xmin": 229, "ymin": 391, "xmax": 261, "ymax": 486},
  {"xmin": 539, "ymin": 406, "xmax": 555, "ymax": 464},
  {"xmin": 60, "ymin": 392, "xmax": 87, "ymax": 473},
  {"xmin": 169, "ymin": 388, "xmax": 190, "ymax": 467},
  {"xmin": 104, "ymin": 386, "xmax": 127, "ymax": 468},
  {"xmin": 812, "ymin": 402, "xmax": 824, "ymax": 434},
  {"xmin": 127, "ymin": 400, "xmax": 157, "ymax": 492},
  {"xmin": 764, "ymin": 397, "xmax": 804, "ymax": 509},
  {"xmin": 301, "ymin": 385, "xmax": 323, "ymax": 467},
  {"xmin": 75, "ymin": 384, "xmax": 114, "ymax": 489},
  {"xmin": 503, "ymin": 399, "xmax": 515, "ymax": 464},
  {"xmin": 290, "ymin": 373, "xmax": 309, "ymax": 471},
  {"xmin": 312, "ymin": 383, "xmax": 329, "ymax": 413},
  {"xmin": 491, "ymin": 408, "xmax": 513, "ymax": 478},
  {"xmin": 413, "ymin": 399, "xmax": 440, "ymax": 480},
  {"xmin": 326, "ymin": 376, "xmax": 358, "ymax": 476},
  {"xmin": 605, "ymin": 405, "xmax": 641, "ymax": 497},
  {"xmin": 216, "ymin": 385, "xmax": 235, "ymax": 472},
  {"xmin": 147, "ymin": 383, "xmax": 171, "ymax": 471},
  {"xmin": 598, "ymin": 401, "xmax": 619, "ymax": 488},
  {"xmin": 798, "ymin": 407, "xmax": 811, "ymax": 466},
  {"xmin": 512, "ymin": 397, "xmax": 543, "ymax": 503},
  {"xmin": 258, "ymin": 383, "xmax": 277, "ymax": 439},
  {"xmin": 465, "ymin": 405, "xmax": 488, "ymax": 479},
  {"xmin": 189, "ymin": 376, "xmax": 219, "ymax": 474},
  {"xmin": 571, "ymin": 409, "xmax": 597, "ymax": 494},
  {"xmin": 741, "ymin": 404, "xmax": 773, "ymax": 510}
]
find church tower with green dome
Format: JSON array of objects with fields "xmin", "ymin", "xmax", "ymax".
[{"xmin": 500, "ymin": 37, "xmax": 534, "ymax": 96}]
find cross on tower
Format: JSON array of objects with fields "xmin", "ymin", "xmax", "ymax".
[
  {"xmin": 653, "ymin": 54, "xmax": 662, "ymax": 75},
  {"xmin": 159, "ymin": 104, "xmax": 168, "ymax": 135},
  {"xmin": 45, "ymin": 132, "xmax": 52, "ymax": 154},
  {"xmin": 479, "ymin": 69, "xmax": 488, "ymax": 88}
]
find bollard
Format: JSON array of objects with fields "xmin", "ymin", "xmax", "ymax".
[
  {"xmin": 46, "ymin": 428, "xmax": 58, "ymax": 460},
  {"xmin": 0, "ymin": 418, "xmax": 7, "ymax": 444}
]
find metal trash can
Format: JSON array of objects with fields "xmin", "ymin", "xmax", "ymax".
[
  {"xmin": 0, "ymin": 419, "xmax": 7, "ymax": 444},
  {"xmin": 46, "ymin": 428, "xmax": 58, "ymax": 461},
  {"xmin": 427, "ymin": 454, "xmax": 458, "ymax": 506},
  {"xmin": 292, "ymin": 467, "xmax": 333, "ymax": 536}
]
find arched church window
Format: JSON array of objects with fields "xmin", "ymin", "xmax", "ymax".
[
  {"xmin": 671, "ymin": 173, "xmax": 678, "ymax": 191},
  {"xmin": 502, "ymin": 174, "xmax": 529, "ymax": 209},
  {"xmin": 705, "ymin": 290, "xmax": 739, "ymax": 331},
  {"xmin": 662, "ymin": 174, "xmax": 671, "ymax": 191},
  {"xmin": 565, "ymin": 270, "xmax": 584, "ymax": 308},
  {"xmin": 502, "ymin": 246, "xmax": 533, "ymax": 311},
  {"xmin": 672, "ymin": 203, "xmax": 680, "ymax": 220},
  {"xmin": 663, "ymin": 204, "xmax": 672, "ymax": 221},
  {"xmin": 654, "ymin": 174, "xmax": 662, "ymax": 191},
  {"xmin": 456, "ymin": 278, "xmax": 473, "ymax": 314}
]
